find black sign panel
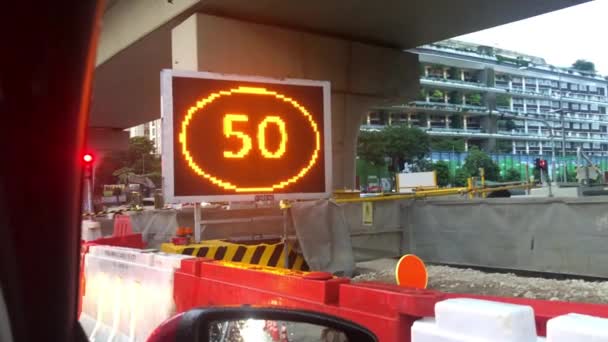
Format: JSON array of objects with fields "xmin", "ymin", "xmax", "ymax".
[{"xmin": 161, "ymin": 70, "xmax": 331, "ymax": 202}]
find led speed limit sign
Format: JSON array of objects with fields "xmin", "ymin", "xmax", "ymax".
[{"xmin": 161, "ymin": 70, "xmax": 332, "ymax": 202}]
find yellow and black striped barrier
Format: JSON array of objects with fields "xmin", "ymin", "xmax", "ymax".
[{"xmin": 161, "ymin": 239, "xmax": 310, "ymax": 271}]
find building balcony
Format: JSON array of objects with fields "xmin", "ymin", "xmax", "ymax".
[
  {"xmin": 421, "ymin": 76, "xmax": 608, "ymax": 105},
  {"xmin": 420, "ymin": 76, "xmax": 487, "ymax": 92}
]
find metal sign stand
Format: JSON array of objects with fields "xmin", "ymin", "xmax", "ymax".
[
  {"xmin": 279, "ymin": 200, "xmax": 292, "ymax": 268},
  {"xmin": 194, "ymin": 202, "xmax": 202, "ymax": 243}
]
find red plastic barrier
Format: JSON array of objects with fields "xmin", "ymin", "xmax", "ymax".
[
  {"xmin": 173, "ymin": 259, "xmax": 608, "ymax": 342},
  {"xmin": 112, "ymin": 214, "xmax": 134, "ymax": 237},
  {"xmin": 173, "ymin": 259, "xmax": 442, "ymax": 341}
]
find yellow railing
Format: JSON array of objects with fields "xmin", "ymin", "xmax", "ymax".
[{"xmin": 334, "ymin": 177, "xmax": 535, "ymax": 204}]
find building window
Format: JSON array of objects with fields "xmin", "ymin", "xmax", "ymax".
[
  {"xmin": 581, "ymin": 104, "xmax": 589, "ymax": 111},
  {"xmin": 570, "ymin": 84, "xmax": 579, "ymax": 91},
  {"xmin": 560, "ymin": 82, "xmax": 568, "ymax": 89},
  {"xmin": 591, "ymin": 103, "xmax": 599, "ymax": 111},
  {"xmin": 590, "ymin": 85, "xmax": 597, "ymax": 92}
]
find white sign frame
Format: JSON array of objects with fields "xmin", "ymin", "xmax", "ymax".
[{"xmin": 160, "ymin": 69, "xmax": 332, "ymax": 203}]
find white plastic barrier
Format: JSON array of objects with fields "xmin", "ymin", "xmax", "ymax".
[
  {"xmin": 412, "ymin": 298, "xmax": 542, "ymax": 342},
  {"xmin": 79, "ymin": 245, "xmax": 192, "ymax": 342},
  {"xmin": 413, "ymin": 298, "xmax": 608, "ymax": 342},
  {"xmin": 547, "ymin": 313, "xmax": 608, "ymax": 341}
]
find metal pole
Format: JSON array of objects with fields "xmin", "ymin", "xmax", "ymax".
[
  {"xmin": 561, "ymin": 112, "xmax": 567, "ymax": 183},
  {"xmin": 280, "ymin": 200, "xmax": 292, "ymax": 268},
  {"xmin": 194, "ymin": 202, "xmax": 201, "ymax": 243},
  {"xmin": 525, "ymin": 164, "xmax": 530, "ymax": 195}
]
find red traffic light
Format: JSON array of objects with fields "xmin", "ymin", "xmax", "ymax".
[{"xmin": 82, "ymin": 153, "xmax": 94, "ymax": 164}]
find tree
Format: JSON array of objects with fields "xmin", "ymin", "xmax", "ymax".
[
  {"xmin": 383, "ymin": 125, "xmax": 430, "ymax": 172},
  {"xmin": 462, "ymin": 147, "xmax": 500, "ymax": 181},
  {"xmin": 357, "ymin": 130, "xmax": 387, "ymax": 165},
  {"xmin": 432, "ymin": 161, "xmax": 450, "ymax": 187},
  {"xmin": 454, "ymin": 168, "xmax": 470, "ymax": 187},
  {"xmin": 572, "ymin": 59, "xmax": 596, "ymax": 73},
  {"xmin": 128, "ymin": 136, "xmax": 159, "ymax": 175},
  {"xmin": 502, "ymin": 168, "xmax": 521, "ymax": 182},
  {"xmin": 93, "ymin": 137, "xmax": 162, "ymax": 196}
]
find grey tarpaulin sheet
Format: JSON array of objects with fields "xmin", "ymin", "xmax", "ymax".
[
  {"xmin": 403, "ymin": 197, "xmax": 608, "ymax": 278},
  {"xmin": 128, "ymin": 210, "xmax": 178, "ymax": 249},
  {"xmin": 291, "ymin": 200, "xmax": 355, "ymax": 276}
]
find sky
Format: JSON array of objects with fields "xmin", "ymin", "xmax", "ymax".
[{"xmin": 454, "ymin": 0, "xmax": 608, "ymax": 75}]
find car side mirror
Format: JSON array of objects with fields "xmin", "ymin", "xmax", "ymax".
[{"xmin": 153, "ymin": 306, "xmax": 377, "ymax": 342}]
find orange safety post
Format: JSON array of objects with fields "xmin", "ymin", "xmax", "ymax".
[{"xmin": 395, "ymin": 254, "xmax": 428, "ymax": 289}]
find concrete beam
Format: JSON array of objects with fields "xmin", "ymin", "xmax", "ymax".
[{"xmin": 172, "ymin": 13, "xmax": 419, "ymax": 189}]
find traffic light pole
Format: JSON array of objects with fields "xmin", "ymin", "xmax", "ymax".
[{"xmin": 83, "ymin": 167, "xmax": 93, "ymax": 214}]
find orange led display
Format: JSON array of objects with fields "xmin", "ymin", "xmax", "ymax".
[
  {"xmin": 166, "ymin": 73, "xmax": 328, "ymax": 200},
  {"xmin": 257, "ymin": 116, "xmax": 287, "ymax": 159}
]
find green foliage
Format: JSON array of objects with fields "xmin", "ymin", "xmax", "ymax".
[
  {"xmin": 418, "ymin": 88, "xmax": 427, "ymax": 101},
  {"xmin": 462, "ymin": 147, "xmax": 500, "ymax": 181},
  {"xmin": 128, "ymin": 136, "xmax": 160, "ymax": 175},
  {"xmin": 454, "ymin": 168, "xmax": 470, "ymax": 187},
  {"xmin": 466, "ymin": 93, "xmax": 482, "ymax": 106},
  {"xmin": 430, "ymin": 137, "xmax": 465, "ymax": 152},
  {"xmin": 449, "ymin": 115, "xmax": 463, "ymax": 129},
  {"xmin": 383, "ymin": 125, "xmax": 430, "ymax": 172},
  {"xmin": 93, "ymin": 137, "xmax": 161, "ymax": 195},
  {"xmin": 357, "ymin": 130, "xmax": 387, "ymax": 166},
  {"xmin": 502, "ymin": 168, "xmax": 521, "ymax": 182},
  {"xmin": 448, "ymin": 67, "xmax": 461, "ymax": 79},
  {"xmin": 430, "ymin": 89, "xmax": 444, "ymax": 102},
  {"xmin": 449, "ymin": 91, "xmax": 462, "ymax": 105},
  {"xmin": 572, "ymin": 59, "xmax": 596, "ymax": 73},
  {"xmin": 496, "ymin": 94, "xmax": 511, "ymax": 107},
  {"xmin": 432, "ymin": 161, "xmax": 450, "ymax": 187}
]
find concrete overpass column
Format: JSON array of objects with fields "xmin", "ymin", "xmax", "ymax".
[
  {"xmin": 522, "ymin": 77, "xmax": 526, "ymax": 91},
  {"xmin": 539, "ymin": 141, "xmax": 543, "ymax": 155},
  {"xmin": 464, "ymin": 140, "xmax": 469, "ymax": 152},
  {"xmin": 480, "ymin": 115, "xmax": 498, "ymax": 151},
  {"xmin": 445, "ymin": 115, "xmax": 449, "ymax": 128},
  {"xmin": 510, "ymin": 97, "xmax": 514, "ymax": 111},
  {"xmin": 443, "ymin": 68, "xmax": 448, "ymax": 79},
  {"xmin": 512, "ymin": 140, "xmax": 516, "ymax": 154},
  {"xmin": 460, "ymin": 70, "xmax": 465, "ymax": 81},
  {"xmin": 463, "ymin": 115, "xmax": 468, "ymax": 130},
  {"xmin": 535, "ymin": 79, "xmax": 539, "ymax": 92},
  {"xmin": 171, "ymin": 13, "xmax": 419, "ymax": 190},
  {"xmin": 524, "ymin": 119, "xmax": 529, "ymax": 133},
  {"xmin": 525, "ymin": 141, "xmax": 530, "ymax": 154},
  {"xmin": 407, "ymin": 114, "xmax": 412, "ymax": 128}
]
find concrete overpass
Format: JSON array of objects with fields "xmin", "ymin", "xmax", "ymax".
[{"xmin": 90, "ymin": 0, "xmax": 587, "ymax": 188}]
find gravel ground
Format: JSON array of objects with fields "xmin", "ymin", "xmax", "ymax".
[{"xmin": 352, "ymin": 258, "xmax": 608, "ymax": 304}]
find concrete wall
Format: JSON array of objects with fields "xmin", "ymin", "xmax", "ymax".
[
  {"xmin": 344, "ymin": 197, "xmax": 608, "ymax": 278},
  {"xmin": 171, "ymin": 13, "xmax": 419, "ymax": 189}
]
